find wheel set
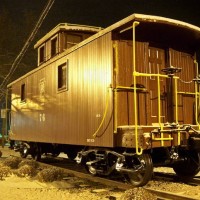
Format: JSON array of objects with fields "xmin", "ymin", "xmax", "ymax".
[{"xmin": 16, "ymin": 143, "xmax": 200, "ymax": 186}]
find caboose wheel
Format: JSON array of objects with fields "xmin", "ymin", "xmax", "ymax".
[
  {"xmin": 20, "ymin": 145, "xmax": 29, "ymax": 158},
  {"xmin": 124, "ymin": 154, "xmax": 153, "ymax": 187},
  {"xmin": 85, "ymin": 152, "xmax": 98, "ymax": 175},
  {"xmin": 31, "ymin": 144, "xmax": 42, "ymax": 161},
  {"xmin": 67, "ymin": 151, "xmax": 78, "ymax": 160},
  {"xmin": 87, "ymin": 164, "xmax": 97, "ymax": 175},
  {"xmin": 32, "ymin": 151, "xmax": 41, "ymax": 161},
  {"xmin": 83, "ymin": 149, "xmax": 116, "ymax": 176},
  {"xmin": 173, "ymin": 150, "xmax": 200, "ymax": 180}
]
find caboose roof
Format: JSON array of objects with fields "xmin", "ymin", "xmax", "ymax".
[
  {"xmin": 115, "ymin": 13, "xmax": 200, "ymax": 33},
  {"xmin": 114, "ymin": 13, "xmax": 200, "ymax": 51},
  {"xmin": 34, "ymin": 23, "xmax": 103, "ymax": 49},
  {"xmin": 34, "ymin": 13, "xmax": 200, "ymax": 51},
  {"xmin": 42, "ymin": 13, "xmax": 200, "ymax": 53}
]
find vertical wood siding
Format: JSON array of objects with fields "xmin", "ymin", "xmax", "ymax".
[
  {"xmin": 115, "ymin": 42, "xmax": 196, "ymax": 126},
  {"xmin": 170, "ymin": 49, "xmax": 196, "ymax": 124},
  {"xmin": 115, "ymin": 41, "xmax": 149, "ymax": 126},
  {"xmin": 10, "ymin": 33, "xmax": 114, "ymax": 147}
]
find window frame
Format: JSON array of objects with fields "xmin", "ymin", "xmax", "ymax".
[
  {"xmin": 57, "ymin": 60, "xmax": 68, "ymax": 92},
  {"xmin": 66, "ymin": 33, "xmax": 83, "ymax": 49},
  {"xmin": 51, "ymin": 35, "xmax": 58, "ymax": 57},
  {"xmin": 38, "ymin": 44, "xmax": 46, "ymax": 64},
  {"xmin": 20, "ymin": 83, "xmax": 26, "ymax": 102}
]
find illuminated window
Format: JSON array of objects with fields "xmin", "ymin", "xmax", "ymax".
[
  {"xmin": 39, "ymin": 45, "xmax": 45, "ymax": 64},
  {"xmin": 58, "ymin": 61, "xmax": 68, "ymax": 91},
  {"xmin": 51, "ymin": 37, "xmax": 58, "ymax": 57},
  {"xmin": 21, "ymin": 83, "xmax": 26, "ymax": 102}
]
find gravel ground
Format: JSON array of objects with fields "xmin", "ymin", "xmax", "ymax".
[
  {"xmin": 146, "ymin": 167, "xmax": 200, "ymax": 199},
  {"xmin": 0, "ymin": 146, "xmax": 123, "ymax": 199},
  {"xmin": 0, "ymin": 146, "xmax": 155, "ymax": 200},
  {"xmin": 1, "ymin": 146, "xmax": 200, "ymax": 200}
]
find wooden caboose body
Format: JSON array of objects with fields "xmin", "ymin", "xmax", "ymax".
[{"xmin": 8, "ymin": 14, "xmax": 200, "ymax": 186}]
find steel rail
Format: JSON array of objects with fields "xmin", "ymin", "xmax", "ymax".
[
  {"xmin": 146, "ymin": 188, "xmax": 200, "ymax": 200},
  {"xmin": 39, "ymin": 158, "xmax": 133, "ymax": 190}
]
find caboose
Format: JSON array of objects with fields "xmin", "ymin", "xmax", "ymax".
[{"xmin": 7, "ymin": 14, "xmax": 200, "ymax": 186}]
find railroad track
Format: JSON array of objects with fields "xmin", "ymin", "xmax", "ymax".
[
  {"xmin": 39, "ymin": 155, "xmax": 200, "ymax": 200},
  {"xmin": 40, "ymin": 155, "xmax": 132, "ymax": 190},
  {"xmin": 154, "ymin": 171, "xmax": 200, "ymax": 186},
  {"xmin": 190, "ymin": 177, "xmax": 200, "ymax": 186},
  {"xmin": 146, "ymin": 188, "xmax": 199, "ymax": 200},
  {"xmin": 0, "ymin": 148, "xmax": 199, "ymax": 200}
]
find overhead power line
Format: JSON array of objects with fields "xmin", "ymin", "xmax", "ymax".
[{"xmin": 0, "ymin": 0, "xmax": 55, "ymax": 99}]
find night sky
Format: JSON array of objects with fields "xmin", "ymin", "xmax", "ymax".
[
  {"xmin": 1, "ymin": 0, "xmax": 200, "ymax": 31},
  {"xmin": 0, "ymin": 0, "xmax": 200, "ymax": 83}
]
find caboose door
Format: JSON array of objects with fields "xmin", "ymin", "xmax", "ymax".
[
  {"xmin": 114, "ymin": 41, "xmax": 169, "ymax": 126},
  {"xmin": 147, "ymin": 47, "xmax": 167, "ymax": 124}
]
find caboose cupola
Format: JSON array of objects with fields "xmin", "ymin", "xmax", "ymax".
[{"xmin": 34, "ymin": 23, "xmax": 102, "ymax": 66}]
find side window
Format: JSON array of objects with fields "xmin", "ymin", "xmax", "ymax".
[
  {"xmin": 51, "ymin": 36, "xmax": 58, "ymax": 57},
  {"xmin": 58, "ymin": 61, "xmax": 68, "ymax": 91},
  {"xmin": 39, "ymin": 45, "xmax": 45, "ymax": 64},
  {"xmin": 21, "ymin": 83, "xmax": 26, "ymax": 102},
  {"xmin": 66, "ymin": 34, "xmax": 82, "ymax": 49}
]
